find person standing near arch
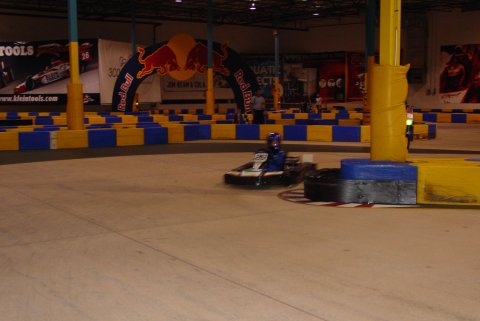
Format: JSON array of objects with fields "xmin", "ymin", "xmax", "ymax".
[{"xmin": 251, "ymin": 89, "xmax": 266, "ymax": 124}]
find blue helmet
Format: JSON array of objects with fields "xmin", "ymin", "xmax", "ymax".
[{"xmin": 267, "ymin": 132, "xmax": 281, "ymax": 150}]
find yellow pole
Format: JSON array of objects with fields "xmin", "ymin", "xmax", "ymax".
[
  {"xmin": 66, "ymin": 0, "xmax": 84, "ymax": 130},
  {"xmin": 273, "ymin": 77, "xmax": 280, "ymax": 111},
  {"xmin": 379, "ymin": 0, "xmax": 401, "ymax": 66},
  {"xmin": 66, "ymin": 42, "xmax": 85, "ymax": 130},
  {"xmin": 370, "ymin": 0, "xmax": 409, "ymax": 161},
  {"xmin": 206, "ymin": 68, "xmax": 215, "ymax": 115}
]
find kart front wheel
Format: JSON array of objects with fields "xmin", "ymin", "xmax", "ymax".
[{"xmin": 25, "ymin": 76, "xmax": 36, "ymax": 91}]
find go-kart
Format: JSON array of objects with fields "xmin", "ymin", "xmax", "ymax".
[{"xmin": 224, "ymin": 151, "xmax": 316, "ymax": 186}]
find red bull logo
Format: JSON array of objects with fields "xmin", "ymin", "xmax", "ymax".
[
  {"xmin": 136, "ymin": 46, "xmax": 181, "ymax": 79},
  {"xmin": 136, "ymin": 34, "xmax": 230, "ymax": 81},
  {"xmin": 184, "ymin": 42, "xmax": 230, "ymax": 77}
]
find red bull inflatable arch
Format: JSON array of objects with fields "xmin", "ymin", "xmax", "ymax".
[{"xmin": 112, "ymin": 34, "xmax": 259, "ymax": 113}]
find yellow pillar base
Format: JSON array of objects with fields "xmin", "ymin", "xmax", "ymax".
[
  {"xmin": 369, "ymin": 63, "xmax": 410, "ymax": 162},
  {"xmin": 412, "ymin": 158, "xmax": 480, "ymax": 206},
  {"xmin": 66, "ymin": 83, "xmax": 85, "ymax": 130}
]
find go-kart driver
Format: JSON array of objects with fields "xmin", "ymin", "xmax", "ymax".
[{"xmin": 259, "ymin": 132, "xmax": 286, "ymax": 172}]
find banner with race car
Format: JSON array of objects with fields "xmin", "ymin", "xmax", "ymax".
[
  {"xmin": 0, "ymin": 39, "xmax": 100, "ymax": 105},
  {"xmin": 439, "ymin": 44, "xmax": 480, "ymax": 103},
  {"xmin": 98, "ymin": 39, "xmax": 162, "ymax": 104}
]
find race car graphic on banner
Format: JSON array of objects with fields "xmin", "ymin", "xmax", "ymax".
[
  {"xmin": 0, "ymin": 40, "xmax": 99, "ymax": 105},
  {"xmin": 440, "ymin": 44, "xmax": 480, "ymax": 103}
]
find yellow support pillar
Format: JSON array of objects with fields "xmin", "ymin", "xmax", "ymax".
[
  {"xmin": 370, "ymin": 0, "xmax": 408, "ymax": 161},
  {"xmin": 66, "ymin": 41, "xmax": 85, "ymax": 130},
  {"xmin": 273, "ymin": 77, "xmax": 280, "ymax": 111},
  {"xmin": 206, "ymin": 68, "xmax": 215, "ymax": 115},
  {"xmin": 379, "ymin": 0, "xmax": 401, "ymax": 66}
]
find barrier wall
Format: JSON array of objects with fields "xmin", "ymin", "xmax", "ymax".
[{"xmin": 0, "ymin": 123, "xmax": 437, "ymax": 151}]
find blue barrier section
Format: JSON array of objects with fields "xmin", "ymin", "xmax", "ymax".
[
  {"xmin": 295, "ymin": 119, "xmax": 309, "ymax": 125},
  {"xmin": 284, "ymin": 125, "xmax": 307, "ymax": 141},
  {"xmin": 19, "ymin": 131, "xmax": 50, "ymax": 150},
  {"xmin": 452, "ymin": 113, "xmax": 467, "ymax": 123},
  {"xmin": 105, "ymin": 116, "xmax": 122, "ymax": 123},
  {"xmin": 340, "ymin": 158, "xmax": 418, "ymax": 180},
  {"xmin": 281, "ymin": 113, "xmax": 295, "ymax": 119},
  {"xmin": 144, "ymin": 127, "xmax": 168, "ymax": 145},
  {"xmin": 236, "ymin": 124, "xmax": 260, "ymax": 140},
  {"xmin": 138, "ymin": 116, "xmax": 153, "ymax": 122},
  {"xmin": 88, "ymin": 129, "xmax": 116, "ymax": 148},
  {"xmin": 180, "ymin": 121, "xmax": 200, "ymax": 125},
  {"xmin": 266, "ymin": 119, "xmax": 276, "ymax": 124},
  {"xmin": 313, "ymin": 119, "xmax": 337, "ymax": 125},
  {"xmin": 87, "ymin": 124, "xmax": 111, "ymax": 129},
  {"xmin": 226, "ymin": 113, "xmax": 236, "ymax": 120},
  {"xmin": 198, "ymin": 115, "xmax": 212, "ymax": 120},
  {"xmin": 34, "ymin": 127, "xmax": 60, "ymax": 131},
  {"xmin": 423, "ymin": 113, "xmax": 437, "ymax": 122},
  {"xmin": 169, "ymin": 115, "xmax": 183, "ymax": 121},
  {"xmin": 428, "ymin": 124, "xmax": 437, "ymax": 139},
  {"xmin": 336, "ymin": 111, "xmax": 350, "ymax": 119},
  {"xmin": 216, "ymin": 120, "xmax": 233, "ymax": 124},
  {"xmin": 136, "ymin": 123, "xmax": 160, "ymax": 128},
  {"xmin": 332, "ymin": 126, "xmax": 360, "ymax": 142},
  {"xmin": 184, "ymin": 125, "xmax": 200, "ymax": 141},
  {"xmin": 308, "ymin": 113, "xmax": 321, "ymax": 119},
  {"xmin": 198, "ymin": 124, "xmax": 211, "ymax": 139}
]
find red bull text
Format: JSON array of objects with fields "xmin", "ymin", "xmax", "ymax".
[
  {"xmin": 234, "ymin": 69, "xmax": 252, "ymax": 112},
  {"xmin": 117, "ymin": 73, "xmax": 134, "ymax": 111}
]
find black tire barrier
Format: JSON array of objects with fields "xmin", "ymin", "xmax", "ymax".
[
  {"xmin": 0, "ymin": 119, "xmax": 33, "ymax": 126},
  {"xmin": 304, "ymin": 168, "xmax": 417, "ymax": 205}
]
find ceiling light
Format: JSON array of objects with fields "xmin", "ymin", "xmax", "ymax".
[
  {"xmin": 313, "ymin": 12, "xmax": 319, "ymax": 16},
  {"xmin": 250, "ymin": 2, "xmax": 256, "ymax": 10},
  {"xmin": 175, "ymin": 0, "xmax": 182, "ymax": 3}
]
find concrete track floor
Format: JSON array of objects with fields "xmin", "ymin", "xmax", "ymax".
[{"xmin": 0, "ymin": 123, "xmax": 479, "ymax": 321}]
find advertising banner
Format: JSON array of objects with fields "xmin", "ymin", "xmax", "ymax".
[
  {"xmin": 282, "ymin": 52, "xmax": 346, "ymax": 103},
  {"xmin": 346, "ymin": 52, "xmax": 365, "ymax": 101},
  {"xmin": 243, "ymin": 55, "xmax": 276, "ymax": 98},
  {"xmin": 98, "ymin": 39, "xmax": 161, "ymax": 104},
  {"xmin": 316, "ymin": 52, "xmax": 346, "ymax": 102},
  {"xmin": 161, "ymin": 73, "xmax": 230, "ymax": 92},
  {"xmin": 0, "ymin": 39, "xmax": 99, "ymax": 105},
  {"xmin": 440, "ymin": 44, "xmax": 480, "ymax": 103}
]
